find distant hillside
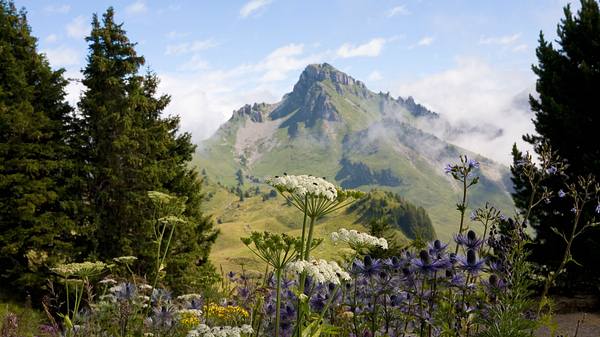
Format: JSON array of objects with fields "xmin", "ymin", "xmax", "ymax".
[{"xmin": 194, "ymin": 63, "xmax": 514, "ymax": 241}]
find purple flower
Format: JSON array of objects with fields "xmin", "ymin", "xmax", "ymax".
[
  {"xmin": 353, "ymin": 256, "xmax": 382, "ymax": 278},
  {"xmin": 469, "ymin": 210, "xmax": 477, "ymax": 221},
  {"xmin": 571, "ymin": 207, "xmax": 577, "ymax": 213},
  {"xmin": 411, "ymin": 250, "xmax": 451, "ymax": 274},
  {"xmin": 458, "ymin": 249, "xmax": 485, "ymax": 276},
  {"xmin": 428, "ymin": 240, "xmax": 448, "ymax": 256},
  {"xmin": 558, "ymin": 189, "xmax": 566, "ymax": 198},
  {"xmin": 546, "ymin": 166, "xmax": 557, "ymax": 175},
  {"xmin": 454, "ymin": 230, "xmax": 484, "ymax": 251},
  {"xmin": 595, "ymin": 203, "xmax": 600, "ymax": 214},
  {"xmin": 467, "ymin": 159, "xmax": 480, "ymax": 169},
  {"xmin": 444, "ymin": 164, "xmax": 453, "ymax": 174}
]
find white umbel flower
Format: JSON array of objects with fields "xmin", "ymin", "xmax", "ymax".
[
  {"xmin": 287, "ymin": 259, "xmax": 351, "ymax": 285},
  {"xmin": 188, "ymin": 324, "xmax": 253, "ymax": 337},
  {"xmin": 331, "ymin": 228, "xmax": 388, "ymax": 250},
  {"xmin": 266, "ymin": 174, "xmax": 338, "ymax": 201}
]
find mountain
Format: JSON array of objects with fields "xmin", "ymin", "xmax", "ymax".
[{"xmin": 194, "ymin": 63, "xmax": 514, "ymax": 243}]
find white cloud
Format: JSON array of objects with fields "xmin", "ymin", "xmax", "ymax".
[
  {"xmin": 66, "ymin": 16, "xmax": 87, "ymax": 39},
  {"xmin": 165, "ymin": 30, "xmax": 189, "ymax": 39},
  {"xmin": 44, "ymin": 4, "xmax": 70, "ymax": 14},
  {"xmin": 165, "ymin": 39, "xmax": 218, "ymax": 55},
  {"xmin": 157, "ymin": 43, "xmax": 326, "ymax": 142},
  {"xmin": 126, "ymin": 1, "xmax": 148, "ymax": 14},
  {"xmin": 417, "ymin": 36, "xmax": 434, "ymax": 46},
  {"xmin": 394, "ymin": 57, "xmax": 535, "ymax": 164},
  {"xmin": 368, "ymin": 70, "xmax": 383, "ymax": 81},
  {"xmin": 42, "ymin": 46, "xmax": 80, "ymax": 67},
  {"xmin": 512, "ymin": 44, "xmax": 528, "ymax": 52},
  {"xmin": 337, "ymin": 38, "xmax": 386, "ymax": 58},
  {"xmin": 387, "ymin": 5, "xmax": 410, "ymax": 17},
  {"xmin": 479, "ymin": 33, "xmax": 521, "ymax": 45},
  {"xmin": 240, "ymin": 0, "xmax": 272, "ymax": 18},
  {"xmin": 44, "ymin": 34, "xmax": 59, "ymax": 43}
]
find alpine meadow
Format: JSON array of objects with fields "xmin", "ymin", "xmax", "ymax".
[{"xmin": 1, "ymin": 1, "xmax": 600, "ymax": 337}]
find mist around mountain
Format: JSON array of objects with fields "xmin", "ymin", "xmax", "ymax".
[{"xmin": 195, "ymin": 63, "xmax": 514, "ymax": 241}]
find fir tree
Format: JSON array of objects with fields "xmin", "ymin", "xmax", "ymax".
[
  {"xmin": 0, "ymin": 1, "xmax": 83, "ymax": 296},
  {"xmin": 75, "ymin": 8, "xmax": 217, "ymax": 291},
  {"xmin": 512, "ymin": 0, "xmax": 600, "ymax": 288}
]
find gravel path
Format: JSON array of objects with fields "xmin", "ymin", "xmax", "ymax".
[{"xmin": 536, "ymin": 312, "xmax": 600, "ymax": 337}]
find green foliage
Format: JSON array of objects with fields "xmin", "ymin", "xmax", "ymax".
[
  {"xmin": 512, "ymin": 0, "xmax": 600, "ymax": 288},
  {"xmin": 348, "ymin": 190, "xmax": 435, "ymax": 241},
  {"xmin": 0, "ymin": 0, "xmax": 85, "ymax": 296}
]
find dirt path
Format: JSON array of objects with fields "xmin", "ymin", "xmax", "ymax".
[{"xmin": 536, "ymin": 312, "xmax": 600, "ymax": 337}]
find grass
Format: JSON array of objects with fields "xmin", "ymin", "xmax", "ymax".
[{"xmin": 0, "ymin": 301, "xmax": 44, "ymax": 336}]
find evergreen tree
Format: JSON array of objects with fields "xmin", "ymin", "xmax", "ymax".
[
  {"xmin": 0, "ymin": 1, "xmax": 83, "ymax": 296},
  {"xmin": 512, "ymin": 0, "xmax": 600, "ymax": 289},
  {"xmin": 75, "ymin": 8, "xmax": 217, "ymax": 291}
]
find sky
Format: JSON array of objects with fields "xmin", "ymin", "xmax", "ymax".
[{"xmin": 21, "ymin": 0, "xmax": 575, "ymax": 164}]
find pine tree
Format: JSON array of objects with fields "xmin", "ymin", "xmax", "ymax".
[
  {"xmin": 75, "ymin": 8, "xmax": 217, "ymax": 291},
  {"xmin": 512, "ymin": 0, "xmax": 600, "ymax": 288},
  {"xmin": 0, "ymin": 1, "xmax": 83, "ymax": 296}
]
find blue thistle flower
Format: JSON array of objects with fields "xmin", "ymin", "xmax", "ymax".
[
  {"xmin": 411, "ymin": 250, "xmax": 450, "ymax": 274},
  {"xmin": 454, "ymin": 230, "xmax": 484, "ymax": 250},
  {"xmin": 428, "ymin": 239, "xmax": 448, "ymax": 256},
  {"xmin": 353, "ymin": 255, "xmax": 382, "ymax": 278},
  {"xmin": 458, "ymin": 249, "xmax": 485, "ymax": 276},
  {"xmin": 444, "ymin": 164, "xmax": 453, "ymax": 174},
  {"xmin": 558, "ymin": 189, "xmax": 566, "ymax": 198}
]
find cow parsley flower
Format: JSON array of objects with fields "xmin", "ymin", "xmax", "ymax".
[
  {"xmin": 330, "ymin": 228, "xmax": 388, "ymax": 250},
  {"xmin": 287, "ymin": 259, "xmax": 351, "ymax": 285},
  {"xmin": 266, "ymin": 174, "xmax": 338, "ymax": 201},
  {"xmin": 188, "ymin": 324, "xmax": 253, "ymax": 337}
]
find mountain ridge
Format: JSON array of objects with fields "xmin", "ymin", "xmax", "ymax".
[{"xmin": 194, "ymin": 63, "xmax": 514, "ymax": 240}]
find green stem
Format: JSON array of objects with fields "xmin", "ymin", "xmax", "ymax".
[
  {"xmin": 275, "ymin": 269, "xmax": 282, "ymax": 337},
  {"xmin": 304, "ymin": 216, "xmax": 316, "ymax": 260},
  {"xmin": 455, "ymin": 175, "xmax": 468, "ymax": 255}
]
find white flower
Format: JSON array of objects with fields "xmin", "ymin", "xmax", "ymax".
[
  {"xmin": 266, "ymin": 175, "xmax": 338, "ymax": 201},
  {"xmin": 330, "ymin": 228, "xmax": 388, "ymax": 250},
  {"xmin": 99, "ymin": 278, "xmax": 117, "ymax": 285},
  {"xmin": 177, "ymin": 293, "xmax": 202, "ymax": 301},
  {"xmin": 177, "ymin": 308, "xmax": 203, "ymax": 317},
  {"xmin": 188, "ymin": 324, "xmax": 253, "ymax": 337},
  {"xmin": 287, "ymin": 259, "xmax": 351, "ymax": 285}
]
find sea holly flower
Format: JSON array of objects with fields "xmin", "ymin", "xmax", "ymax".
[
  {"xmin": 558, "ymin": 189, "xmax": 566, "ymax": 198},
  {"xmin": 454, "ymin": 230, "xmax": 484, "ymax": 251},
  {"xmin": 411, "ymin": 250, "xmax": 450, "ymax": 274},
  {"xmin": 352, "ymin": 255, "xmax": 383, "ymax": 278},
  {"xmin": 428, "ymin": 239, "xmax": 449, "ymax": 256},
  {"xmin": 458, "ymin": 249, "xmax": 486, "ymax": 276}
]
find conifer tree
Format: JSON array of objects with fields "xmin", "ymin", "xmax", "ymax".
[
  {"xmin": 0, "ymin": 1, "xmax": 83, "ymax": 295},
  {"xmin": 511, "ymin": 0, "xmax": 600, "ymax": 287},
  {"xmin": 75, "ymin": 8, "xmax": 217, "ymax": 291}
]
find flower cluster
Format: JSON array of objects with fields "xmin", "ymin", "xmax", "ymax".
[
  {"xmin": 51, "ymin": 261, "xmax": 106, "ymax": 277},
  {"xmin": 266, "ymin": 174, "xmax": 338, "ymax": 201},
  {"xmin": 330, "ymin": 228, "xmax": 388, "ymax": 250},
  {"xmin": 178, "ymin": 309, "xmax": 202, "ymax": 328},
  {"xmin": 287, "ymin": 259, "xmax": 351, "ymax": 285},
  {"xmin": 187, "ymin": 324, "xmax": 253, "ymax": 337},
  {"xmin": 204, "ymin": 303, "xmax": 249, "ymax": 321}
]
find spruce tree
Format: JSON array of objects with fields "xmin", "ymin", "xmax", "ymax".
[
  {"xmin": 512, "ymin": 0, "xmax": 600, "ymax": 289},
  {"xmin": 0, "ymin": 1, "xmax": 82, "ymax": 296},
  {"xmin": 75, "ymin": 8, "xmax": 217, "ymax": 291}
]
